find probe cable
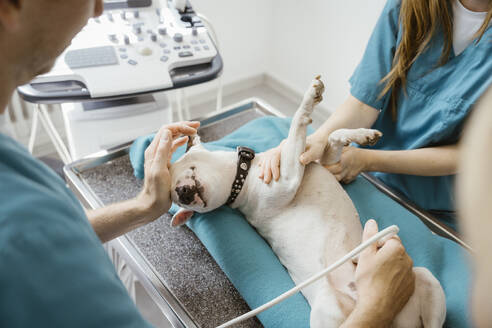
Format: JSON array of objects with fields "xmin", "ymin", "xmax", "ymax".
[{"xmin": 216, "ymin": 225, "xmax": 400, "ymax": 328}]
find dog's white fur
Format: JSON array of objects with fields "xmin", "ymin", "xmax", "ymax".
[{"xmin": 170, "ymin": 77, "xmax": 446, "ymax": 327}]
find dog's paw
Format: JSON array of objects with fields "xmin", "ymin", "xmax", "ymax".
[
  {"xmin": 329, "ymin": 128, "xmax": 382, "ymax": 147},
  {"xmin": 302, "ymin": 75, "xmax": 325, "ymax": 110}
]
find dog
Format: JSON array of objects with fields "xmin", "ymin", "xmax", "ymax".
[{"xmin": 169, "ymin": 77, "xmax": 446, "ymax": 327}]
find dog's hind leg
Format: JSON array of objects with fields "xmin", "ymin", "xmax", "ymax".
[
  {"xmin": 279, "ymin": 76, "xmax": 325, "ymax": 195},
  {"xmin": 321, "ymin": 128, "xmax": 382, "ymax": 166}
]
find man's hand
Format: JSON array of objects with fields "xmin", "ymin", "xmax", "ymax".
[
  {"xmin": 137, "ymin": 121, "xmax": 200, "ymax": 221},
  {"xmin": 342, "ymin": 219, "xmax": 415, "ymax": 328}
]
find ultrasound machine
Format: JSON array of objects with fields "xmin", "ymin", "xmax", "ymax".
[{"xmin": 17, "ymin": 0, "xmax": 222, "ymax": 161}]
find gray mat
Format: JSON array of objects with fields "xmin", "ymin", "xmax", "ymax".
[{"xmin": 81, "ymin": 111, "xmax": 266, "ymax": 328}]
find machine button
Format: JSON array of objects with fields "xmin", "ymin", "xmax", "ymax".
[
  {"xmin": 173, "ymin": 33, "xmax": 183, "ymax": 42},
  {"xmin": 94, "ymin": 17, "xmax": 101, "ymax": 24},
  {"xmin": 192, "ymin": 27, "xmax": 198, "ymax": 36},
  {"xmin": 138, "ymin": 36, "xmax": 144, "ymax": 42},
  {"xmin": 191, "ymin": 40, "xmax": 198, "ymax": 45},
  {"xmin": 158, "ymin": 27, "xmax": 167, "ymax": 35},
  {"xmin": 199, "ymin": 39, "xmax": 206, "ymax": 44},
  {"xmin": 183, "ymin": 45, "xmax": 190, "ymax": 49},
  {"xmin": 119, "ymin": 47, "xmax": 127, "ymax": 52},
  {"xmin": 194, "ymin": 46, "xmax": 200, "ymax": 51},
  {"xmin": 160, "ymin": 56, "xmax": 169, "ymax": 62},
  {"xmin": 138, "ymin": 47, "xmax": 153, "ymax": 56},
  {"xmin": 204, "ymin": 45, "xmax": 210, "ymax": 50},
  {"xmin": 159, "ymin": 42, "xmax": 167, "ymax": 48},
  {"xmin": 109, "ymin": 34, "xmax": 118, "ymax": 43},
  {"xmin": 124, "ymin": 35, "xmax": 130, "ymax": 45},
  {"xmin": 120, "ymin": 11, "xmax": 127, "ymax": 20},
  {"xmin": 128, "ymin": 59, "xmax": 138, "ymax": 65},
  {"xmin": 156, "ymin": 8, "xmax": 161, "ymax": 16},
  {"xmin": 120, "ymin": 54, "xmax": 128, "ymax": 59},
  {"xmin": 134, "ymin": 11, "xmax": 140, "ymax": 18},
  {"xmin": 163, "ymin": 49, "xmax": 171, "ymax": 54},
  {"xmin": 107, "ymin": 13, "xmax": 114, "ymax": 22},
  {"xmin": 179, "ymin": 51, "xmax": 193, "ymax": 57},
  {"xmin": 150, "ymin": 33, "xmax": 158, "ymax": 42},
  {"xmin": 133, "ymin": 25, "xmax": 142, "ymax": 34},
  {"xmin": 174, "ymin": 46, "xmax": 181, "ymax": 50}
]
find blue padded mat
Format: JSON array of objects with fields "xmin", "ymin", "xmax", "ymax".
[{"xmin": 130, "ymin": 117, "xmax": 471, "ymax": 328}]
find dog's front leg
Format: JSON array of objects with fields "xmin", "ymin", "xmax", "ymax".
[{"xmin": 279, "ymin": 76, "xmax": 325, "ymax": 194}]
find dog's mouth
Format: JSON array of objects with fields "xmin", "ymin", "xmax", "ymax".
[{"xmin": 174, "ymin": 177, "xmax": 207, "ymax": 208}]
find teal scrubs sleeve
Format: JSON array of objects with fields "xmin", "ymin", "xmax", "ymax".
[
  {"xmin": 349, "ymin": 0, "xmax": 401, "ymax": 110},
  {"xmin": 0, "ymin": 133, "xmax": 153, "ymax": 328}
]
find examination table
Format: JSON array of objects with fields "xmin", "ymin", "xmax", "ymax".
[{"xmin": 65, "ymin": 99, "xmax": 472, "ymax": 328}]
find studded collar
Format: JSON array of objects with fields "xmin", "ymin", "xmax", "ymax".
[{"xmin": 226, "ymin": 146, "xmax": 255, "ymax": 205}]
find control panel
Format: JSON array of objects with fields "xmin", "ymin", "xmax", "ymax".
[{"xmin": 18, "ymin": 0, "xmax": 222, "ymax": 103}]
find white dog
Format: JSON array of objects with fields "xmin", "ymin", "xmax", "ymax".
[{"xmin": 169, "ymin": 77, "xmax": 446, "ymax": 327}]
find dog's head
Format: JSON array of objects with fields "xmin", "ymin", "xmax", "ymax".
[{"xmin": 169, "ymin": 135, "xmax": 234, "ymax": 226}]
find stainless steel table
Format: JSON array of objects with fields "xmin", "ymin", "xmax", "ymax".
[{"xmin": 64, "ymin": 98, "xmax": 470, "ymax": 328}]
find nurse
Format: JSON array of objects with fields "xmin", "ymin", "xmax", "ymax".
[{"xmin": 259, "ymin": 0, "xmax": 492, "ymax": 229}]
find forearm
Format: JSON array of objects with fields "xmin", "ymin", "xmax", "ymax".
[
  {"xmin": 86, "ymin": 197, "xmax": 160, "ymax": 243},
  {"xmin": 314, "ymin": 95, "xmax": 380, "ymax": 140},
  {"xmin": 363, "ymin": 144, "xmax": 459, "ymax": 176}
]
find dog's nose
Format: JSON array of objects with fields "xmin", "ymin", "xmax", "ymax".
[{"xmin": 175, "ymin": 185, "xmax": 198, "ymax": 205}]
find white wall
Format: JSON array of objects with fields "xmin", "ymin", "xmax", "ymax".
[
  {"xmin": 189, "ymin": 0, "xmax": 387, "ymax": 112},
  {"xmin": 184, "ymin": 0, "xmax": 274, "ymax": 96},
  {"xmin": 266, "ymin": 0, "xmax": 387, "ymax": 112}
]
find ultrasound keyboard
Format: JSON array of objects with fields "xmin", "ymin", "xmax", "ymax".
[{"xmin": 18, "ymin": 0, "xmax": 222, "ymax": 103}]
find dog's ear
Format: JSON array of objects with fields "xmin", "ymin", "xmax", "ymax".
[{"xmin": 171, "ymin": 208, "xmax": 194, "ymax": 227}]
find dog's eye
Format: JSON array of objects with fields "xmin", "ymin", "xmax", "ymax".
[{"xmin": 190, "ymin": 166, "xmax": 196, "ymax": 170}]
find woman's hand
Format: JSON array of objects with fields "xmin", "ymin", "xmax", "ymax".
[
  {"xmin": 299, "ymin": 134, "xmax": 328, "ymax": 165},
  {"xmin": 258, "ymin": 141, "xmax": 284, "ymax": 184},
  {"xmin": 342, "ymin": 220, "xmax": 415, "ymax": 327},
  {"xmin": 324, "ymin": 146, "xmax": 370, "ymax": 184},
  {"xmin": 138, "ymin": 121, "xmax": 200, "ymax": 220},
  {"xmin": 258, "ymin": 134, "xmax": 329, "ymax": 184}
]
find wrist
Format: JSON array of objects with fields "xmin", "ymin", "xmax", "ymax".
[
  {"xmin": 135, "ymin": 192, "xmax": 169, "ymax": 224},
  {"xmin": 344, "ymin": 301, "xmax": 393, "ymax": 328},
  {"xmin": 359, "ymin": 149, "xmax": 377, "ymax": 172}
]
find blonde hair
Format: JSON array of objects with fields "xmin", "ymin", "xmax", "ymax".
[{"xmin": 379, "ymin": 0, "xmax": 492, "ymax": 120}]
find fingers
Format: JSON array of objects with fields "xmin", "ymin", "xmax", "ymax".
[
  {"xmin": 152, "ymin": 130, "xmax": 173, "ymax": 169},
  {"xmin": 324, "ymin": 162, "xmax": 342, "ymax": 175},
  {"xmin": 144, "ymin": 129, "xmax": 164, "ymax": 163},
  {"xmin": 271, "ymin": 154, "xmax": 280, "ymax": 181},
  {"xmin": 163, "ymin": 121, "xmax": 200, "ymax": 137},
  {"xmin": 378, "ymin": 236, "xmax": 407, "ymax": 259},
  {"xmin": 171, "ymin": 136, "xmax": 189, "ymax": 154},
  {"xmin": 263, "ymin": 159, "xmax": 272, "ymax": 184},
  {"xmin": 299, "ymin": 150, "xmax": 312, "ymax": 165},
  {"xmin": 361, "ymin": 219, "xmax": 379, "ymax": 256}
]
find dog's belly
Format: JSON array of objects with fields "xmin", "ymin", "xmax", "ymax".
[{"xmin": 247, "ymin": 164, "xmax": 363, "ymax": 304}]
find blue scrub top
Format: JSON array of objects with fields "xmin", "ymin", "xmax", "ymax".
[
  {"xmin": 0, "ymin": 133, "xmax": 152, "ymax": 328},
  {"xmin": 350, "ymin": 0, "xmax": 492, "ymax": 217}
]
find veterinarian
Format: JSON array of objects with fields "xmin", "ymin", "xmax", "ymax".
[
  {"xmin": 0, "ymin": 1, "xmax": 199, "ymax": 326},
  {"xmin": 260, "ymin": 0, "xmax": 492, "ymax": 230}
]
